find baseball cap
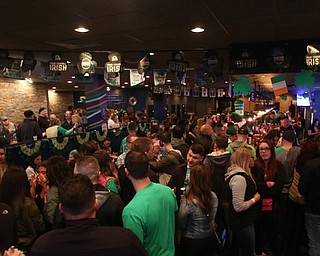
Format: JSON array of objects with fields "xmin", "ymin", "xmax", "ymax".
[
  {"xmin": 238, "ymin": 126, "xmax": 249, "ymax": 135},
  {"xmin": 1, "ymin": 116, "xmax": 8, "ymax": 120},
  {"xmin": 226, "ymin": 127, "xmax": 237, "ymax": 136},
  {"xmin": 282, "ymin": 130, "xmax": 296, "ymax": 142}
]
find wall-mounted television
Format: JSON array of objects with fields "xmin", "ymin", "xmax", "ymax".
[{"xmin": 296, "ymin": 94, "xmax": 310, "ymax": 107}]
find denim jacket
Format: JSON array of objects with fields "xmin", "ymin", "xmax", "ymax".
[{"xmin": 178, "ymin": 192, "xmax": 218, "ymax": 239}]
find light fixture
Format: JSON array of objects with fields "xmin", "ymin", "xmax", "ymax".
[
  {"xmin": 71, "ymin": 76, "xmax": 75, "ymax": 79},
  {"xmin": 121, "ymin": 85, "xmax": 125, "ymax": 89},
  {"xmin": 167, "ymin": 79, "xmax": 172, "ymax": 83},
  {"xmin": 191, "ymin": 27, "xmax": 204, "ymax": 33},
  {"xmin": 124, "ymin": 82, "xmax": 129, "ymax": 85},
  {"xmin": 75, "ymin": 27, "xmax": 89, "ymax": 33},
  {"xmin": 146, "ymin": 75, "xmax": 150, "ymax": 79},
  {"xmin": 52, "ymin": 86, "xmax": 57, "ymax": 90},
  {"xmin": 74, "ymin": 85, "xmax": 79, "ymax": 89},
  {"xmin": 84, "ymin": 73, "xmax": 90, "ymax": 77},
  {"xmin": 67, "ymin": 61, "xmax": 71, "ymax": 64},
  {"xmin": 145, "ymin": 84, "xmax": 149, "ymax": 87},
  {"xmin": 149, "ymin": 52, "xmax": 155, "ymax": 56},
  {"xmin": 225, "ymin": 81, "xmax": 229, "ymax": 84},
  {"xmin": 106, "ymin": 87, "xmax": 110, "ymax": 91},
  {"xmin": 67, "ymin": 80, "xmax": 72, "ymax": 84}
]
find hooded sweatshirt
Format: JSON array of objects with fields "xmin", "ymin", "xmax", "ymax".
[
  {"xmin": 203, "ymin": 151, "xmax": 231, "ymax": 198},
  {"xmin": 226, "ymin": 140, "xmax": 256, "ymax": 158}
]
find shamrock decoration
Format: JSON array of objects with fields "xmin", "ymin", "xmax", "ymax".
[
  {"xmin": 295, "ymin": 69, "xmax": 315, "ymax": 89},
  {"xmin": 281, "ymin": 95, "xmax": 288, "ymax": 101},
  {"xmin": 233, "ymin": 77, "xmax": 251, "ymax": 95},
  {"xmin": 303, "ymin": 92, "xmax": 309, "ymax": 98}
]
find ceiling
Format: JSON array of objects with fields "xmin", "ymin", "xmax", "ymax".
[{"xmin": 1, "ymin": 0, "xmax": 320, "ymax": 92}]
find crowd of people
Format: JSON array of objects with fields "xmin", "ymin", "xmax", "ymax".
[{"xmin": 0, "ymin": 106, "xmax": 320, "ymax": 256}]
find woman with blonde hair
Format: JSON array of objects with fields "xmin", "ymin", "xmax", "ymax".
[
  {"xmin": 71, "ymin": 114, "xmax": 84, "ymax": 134},
  {"xmin": 225, "ymin": 146, "xmax": 260, "ymax": 256},
  {"xmin": 178, "ymin": 164, "xmax": 219, "ymax": 256}
]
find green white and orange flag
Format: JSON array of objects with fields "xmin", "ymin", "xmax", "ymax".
[{"xmin": 271, "ymin": 75, "xmax": 288, "ymax": 96}]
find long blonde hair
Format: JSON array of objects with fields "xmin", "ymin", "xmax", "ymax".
[{"xmin": 231, "ymin": 146, "xmax": 255, "ymax": 181}]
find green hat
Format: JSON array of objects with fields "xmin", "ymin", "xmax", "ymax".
[{"xmin": 226, "ymin": 127, "xmax": 237, "ymax": 136}]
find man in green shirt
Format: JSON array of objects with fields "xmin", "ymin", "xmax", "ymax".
[{"xmin": 122, "ymin": 151, "xmax": 178, "ymax": 256}]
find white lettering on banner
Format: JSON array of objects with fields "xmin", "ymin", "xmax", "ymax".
[
  {"xmin": 106, "ymin": 63, "xmax": 121, "ymax": 73},
  {"xmin": 306, "ymin": 55, "xmax": 320, "ymax": 67},
  {"xmin": 48, "ymin": 62, "xmax": 68, "ymax": 72},
  {"xmin": 236, "ymin": 59, "xmax": 257, "ymax": 69},
  {"xmin": 168, "ymin": 61, "xmax": 188, "ymax": 72}
]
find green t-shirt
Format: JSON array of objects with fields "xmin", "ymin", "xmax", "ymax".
[
  {"xmin": 122, "ymin": 183, "xmax": 178, "ymax": 256},
  {"xmin": 119, "ymin": 136, "xmax": 128, "ymax": 154}
]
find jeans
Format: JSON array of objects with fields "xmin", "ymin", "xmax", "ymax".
[
  {"xmin": 230, "ymin": 223, "xmax": 255, "ymax": 256},
  {"xmin": 305, "ymin": 211, "xmax": 320, "ymax": 256}
]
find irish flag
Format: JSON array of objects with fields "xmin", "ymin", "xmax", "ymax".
[{"xmin": 271, "ymin": 75, "xmax": 288, "ymax": 96}]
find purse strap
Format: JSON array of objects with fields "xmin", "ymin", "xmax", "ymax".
[{"xmin": 205, "ymin": 212, "xmax": 222, "ymax": 245}]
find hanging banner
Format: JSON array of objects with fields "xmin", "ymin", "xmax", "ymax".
[
  {"xmin": 153, "ymin": 70, "xmax": 167, "ymax": 86},
  {"xmin": 104, "ymin": 70, "xmax": 120, "ymax": 87},
  {"xmin": 217, "ymin": 89, "xmax": 224, "ymax": 97},
  {"xmin": 174, "ymin": 85, "xmax": 181, "ymax": 96},
  {"xmin": 40, "ymin": 61, "xmax": 61, "ymax": 83},
  {"xmin": 209, "ymin": 88, "xmax": 216, "ymax": 98},
  {"xmin": 183, "ymin": 87, "xmax": 190, "ymax": 96},
  {"xmin": 201, "ymin": 87, "xmax": 208, "ymax": 97},
  {"xmin": 234, "ymin": 100, "xmax": 244, "ymax": 116},
  {"xmin": 192, "ymin": 88, "xmax": 199, "ymax": 97},
  {"xmin": 130, "ymin": 69, "xmax": 145, "ymax": 87},
  {"xmin": 3, "ymin": 59, "xmax": 23, "ymax": 79}
]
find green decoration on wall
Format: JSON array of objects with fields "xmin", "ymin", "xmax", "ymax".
[
  {"xmin": 233, "ymin": 77, "xmax": 251, "ymax": 95},
  {"xmin": 281, "ymin": 95, "xmax": 288, "ymax": 101},
  {"xmin": 295, "ymin": 69, "xmax": 315, "ymax": 89}
]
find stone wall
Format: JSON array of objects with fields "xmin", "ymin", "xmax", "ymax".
[
  {"xmin": 48, "ymin": 90, "xmax": 74, "ymax": 121},
  {"xmin": 0, "ymin": 78, "xmax": 73, "ymax": 125}
]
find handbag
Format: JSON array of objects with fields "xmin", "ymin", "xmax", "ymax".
[
  {"xmin": 288, "ymin": 167, "xmax": 305, "ymax": 205},
  {"xmin": 205, "ymin": 213, "xmax": 225, "ymax": 256}
]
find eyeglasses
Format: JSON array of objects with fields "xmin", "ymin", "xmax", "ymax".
[{"xmin": 259, "ymin": 147, "xmax": 270, "ymax": 152}]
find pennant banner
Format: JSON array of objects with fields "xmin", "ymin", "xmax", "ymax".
[
  {"xmin": 104, "ymin": 70, "xmax": 120, "ymax": 87},
  {"xmin": 153, "ymin": 70, "xmax": 167, "ymax": 86},
  {"xmin": 130, "ymin": 69, "xmax": 145, "ymax": 87}
]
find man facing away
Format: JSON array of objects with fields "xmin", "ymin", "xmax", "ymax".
[
  {"xmin": 122, "ymin": 151, "xmax": 178, "ymax": 256},
  {"xmin": 16, "ymin": 110, "xmax": 42, "ymax": 142},
  {"xmin": 30, "ymin": 174, "xmax": 147, "ymax": 256}
]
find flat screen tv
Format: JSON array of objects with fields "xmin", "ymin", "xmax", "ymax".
[{"xmin": 296, "ymin": 94, "xmax": 310, "ymax": 107}]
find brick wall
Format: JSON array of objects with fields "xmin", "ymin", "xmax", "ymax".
[{"xmin": 0, "ymin": 78, "xmax": 73, "ymax": 125}]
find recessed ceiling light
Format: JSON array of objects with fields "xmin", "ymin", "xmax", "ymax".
[
  {"xmin": 149, "ymin": 52, "xmax": 155, "ymax": 56},
  {"xmin": 75, "ymin": 27, "xmax": 89, "ymax": 33},
  {"xmin": 124, "ymin": 82, "xmax": 129, "ymax": 85},
  {"xmin": 72, "ymin": 76, "xmax": 75, "ymax": 79},
  {"xmin": 74, "ymin": 85, "xmax": 79, "ymax": 89},
  {"xmin": 67, "ymin": 80, "xmax": 72, "ymax": 84},
  {"xmin": 84, "ymin": 73, "xmax": 90, "ymax": 77},
  {"xmin": 52, "ymin": 86, "xmax": 57, "ymax": 90},
  {"xmin": 191, "ymin": 27, "xmax": 204, "ymax": 33},
  {"xmin": 145, "ymin": 84, "xmax": 149, "ymax": 87},
  {"xmin": 67, "ymin": 61, "xmax": 71, "ymax": 64},
  {"xmin": 225, "ymin": 81, "xmax": 229, "ymax": 84},
  {"xmin": 167, "ymin": 79, "xmax": 171, "ymax": 83},
  {"xmin": 146, "ymin": 75, "xmax": 150, "ymax": 79},
  {"xmin": 121, "ymin": 85, "xmax": 125, "ymax": 89}
]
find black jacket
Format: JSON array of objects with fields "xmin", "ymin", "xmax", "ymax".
[
  {"xmin": 16, "ymin": 119, "xmax": 42, "ymax": 142},
  {"xmin": 298, "ymin": 157, "xmax": 320, "ymax": 215}
]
